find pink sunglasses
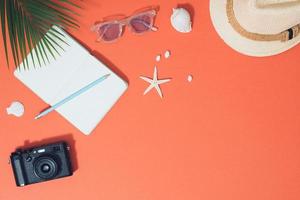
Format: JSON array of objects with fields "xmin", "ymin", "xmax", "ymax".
[{"xmin": 91, "ymin": 10, "xmax": 158, "ymax": 42}]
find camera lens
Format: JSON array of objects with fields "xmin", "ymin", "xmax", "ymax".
[
  {"xmin": 41, "ymin": 164, "xmax": 51, "ymax": 173},
  {"xmin": 34, "ymin": 156, "xmax": 59, "ymax": 180}
]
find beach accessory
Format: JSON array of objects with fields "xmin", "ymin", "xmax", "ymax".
[
  {"xmin": 140, "ymin": 66, "xmax": 171, "ymax": 98},
  {"xmin": 187, "ymin": 75, "xmax": 193, "ymax": 83},
  {"xmin": 164, "ymin": 50, "xmax": 171, "ymax": 58},
  {"xmin": 155, "ymin": 54, "xmax": 161, "ymax": 62},
  {"xmin": 170, "ymin": 8, "xmax": 192, "ymax": 33},
  {"xmin": 91, "ymin": 9, "xmax": 158, "ymax": 42},
  {"xmin": 210, "ymin": 0, "xmax": 300, "ymax": 57},
  {"xmin": 6, "ymin": 101, "xmax": 25, "ymax": 117}
]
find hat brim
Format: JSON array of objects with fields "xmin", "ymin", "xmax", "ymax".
[{"xmin": 209, "ymin": 0, "xmax": 300, "ymax": 57}]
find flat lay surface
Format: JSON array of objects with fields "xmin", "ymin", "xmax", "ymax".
[{"xmin": 1, "ymin": 0, "xmax": 300, "ymax": 200}]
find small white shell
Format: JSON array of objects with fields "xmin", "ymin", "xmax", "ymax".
[
  {"xmin": 187, "ymin": 75, "xmax": 193, "ymax": 82},
  {"xmin": 156, "ymin": 54, "xmax": 161, "ymax": 62},
  {"xmin": 164, "ymin": 50, "xmax": 171, "ymax": 59},
  {"xmin": 171, "ymin": 8, "xmax": 192, "ymax": 33},
  {"xmin": 6, "ymin": 101, "xmax": 25, "ymax": 117}
]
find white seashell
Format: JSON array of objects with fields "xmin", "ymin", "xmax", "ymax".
[
  {"xmin": 187, "ymin": 75, "xmax": 193, "ymax": 82},
  {"xmin": 156, "ymin": 54, "xmax": 161, "ymax": 62},
  {"xmin": 171, "ymin": 8, "xmax": 192, "ymax": 33},
  {"xmin": 164, "ymin": 50, "xmax": 171, "ymax": 59},
  {"xmin": 6, "ymin": 101, "xmax": 25, "ymax": 117}
]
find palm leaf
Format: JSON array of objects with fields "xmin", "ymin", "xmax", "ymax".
[{"xmin": 0, "ymin": 0, "xmax": 80, "ymax": 69}]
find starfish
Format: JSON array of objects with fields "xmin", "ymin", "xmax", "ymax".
[{"xmin": 140, "ymin": 66, "xmax": 171, "ymax": 98}]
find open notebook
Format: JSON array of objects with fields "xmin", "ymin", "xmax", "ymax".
[{"xmin": 14, "ymin": 26, "xmax": 128, "ymax": 135}]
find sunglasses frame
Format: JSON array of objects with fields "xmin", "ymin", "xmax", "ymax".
[{"xmin": 91, "ymin": 10, "xmax": 158, "ymax": 42}]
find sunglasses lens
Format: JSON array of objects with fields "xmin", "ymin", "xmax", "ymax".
[
  {"xmin": 130, "ymin": 15, "xmax": 153, "ymax": 33},
  {"xmin": 98, "ymin": 23, "xmax": 121, "ymax": 41}
]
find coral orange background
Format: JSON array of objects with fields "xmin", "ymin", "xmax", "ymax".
[{"xmin": 1, "ymin": 0, "xmax": 300, "ymax": 200}]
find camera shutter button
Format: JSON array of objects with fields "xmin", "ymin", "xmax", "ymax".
[{"xmin": 25, "ymin": 155, "xmax": 32, "ymax": 162}]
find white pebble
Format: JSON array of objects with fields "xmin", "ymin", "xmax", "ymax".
[
  {"xmin": 164, "ymin": 50, "xmax": 171, "ymax": 59},
  {"xmin": 187, "ymin": 75, "xmax": 193, "ymax": 82},
  {"xmin": 6, "ymin": 101, "xmax": 25, "ymax": 117},
  {"xmin": 156, "ymin": 54, "xmax": 161, "ymax": 62}
]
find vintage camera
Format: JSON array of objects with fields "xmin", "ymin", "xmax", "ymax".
[{"xmin": 10, "ymin": 141, "xmax": 73, "ymax": 187}]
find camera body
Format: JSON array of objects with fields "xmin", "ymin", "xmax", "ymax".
[{"xmin": 10, "ymin": 141, "xmax": 73, "ymax": 187}]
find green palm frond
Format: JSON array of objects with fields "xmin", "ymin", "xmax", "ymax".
[{"xmin": 0, "ymin": 0, "xmax": 80, "ymax": 69}]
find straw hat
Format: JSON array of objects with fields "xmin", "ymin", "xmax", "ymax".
[{"xmin": 210, "ymin": 0, "xmax": 300, "ymax": 57}]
